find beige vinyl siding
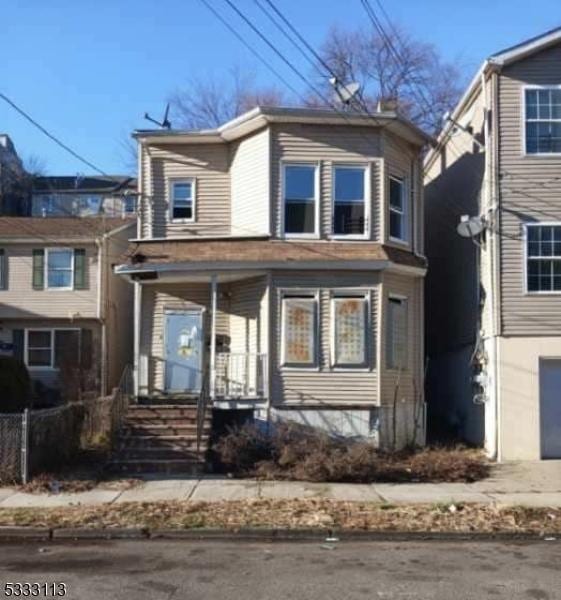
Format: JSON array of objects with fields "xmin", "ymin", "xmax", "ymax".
[
  {"xmin": 271, "ymin": 124, "xmax": 383, "ymax": 240},
  {"xmin": 140, "ymin": 283, "xmax": 229, "ymax": 394},
  {"xmin": 230, "ymin": 128, "xmax": 270, "ymax": 236},
  {"xmin": 0, "ymin": 243, "xmax": 98, "ymax": 319},
  {"xmin": 271, "ymin": 271, "xmax": 379, "ymax": 405},
  {"xmin": 0, "ymin": 319, "xmax": 101, "ymax": 391},
  {"xmin": 498, "ymin": 43, "xmax": 561, "ymax": 335},
  {"xmin": 229, "ymin": 277, "xmax": 268, "ymax": 356},
  {"xmin": 379, "ymin": 272, "xmax": 423, "ymax": 406},
  {"xmin": 146, "ymin": 143, "xmax": 230, "ymax": 239},
  {"xmin": 104, "ymin": 225, "xmax": 134, "ymax": 389},
  {"xmin": 140, "ymin": 143, "xmax": 152, "ymax": 238}
]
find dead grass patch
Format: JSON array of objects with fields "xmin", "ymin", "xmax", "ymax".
[
  {"xmin": 214, "ymin": 423, "xmax": 489, "ymax": 483},
  {"xmin": 0, "ymin": 500, "xmax": 559, "ymax": 534}
]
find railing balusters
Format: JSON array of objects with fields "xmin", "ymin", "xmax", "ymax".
[{"xmin": 214, "ymin": 352, "xmax": 267, "ymax": 400}]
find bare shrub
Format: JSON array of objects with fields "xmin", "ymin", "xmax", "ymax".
[{"xmin": 214, "ymin": 422, "xmax": 489, "ymax": 483}]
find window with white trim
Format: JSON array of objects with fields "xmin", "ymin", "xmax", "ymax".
[
  {"xmin": 333, "ymin": 166, "xmax": 367, "ymax": 236},
  {"xmin": 283, "ymin": 164, "xmax": 317, "ymax": 236},
  {"xmin": 332, "ymin": 294, "xmax": 368, "ymax": 367},
  {"xmin": 281, "ymin": 294, "xmax": 318, "ymax": 367},
  {"xmin": 389, "ymin": 176, "xmax": 407, "ymax": 242},
  {"xmin": 386, "ymin": 296, "xmax": 407, "ymax": 369},
  {"xmin": 170, "ymin": 179, "xmax": 195, "ymax": 222},
  {"xmin": 0, "ymin": 249, "xmax": 6, "ymax": 290},
  {"xmin": 526, "ymin": 224, "xmax": 561, "ymax": 292},
  {"xmin": 525, "ymin": 88, "xmax": 561, "ymax": 154},
  {"xmin": 46, "ymin": 248, "xmax": 73, "ymax": 289},
  {"xmin": 25, "ymin": 329, "xmax": 81, "ymax": 369}
]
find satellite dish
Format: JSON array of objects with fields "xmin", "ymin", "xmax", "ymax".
[
  {"xmin": 144, "ymin": 102, "xmax": 172, "ymax": 129},
  {"xmin": 457, "ymin": 215, "xmax": 485, "ymax": 238},
  {"xmin": 330, "ymin": 78, "xmax": 361, "ymax": 105}
]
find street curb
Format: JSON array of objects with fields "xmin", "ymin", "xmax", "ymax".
[
  {"xmin": 51, "ymin": 528, "xmax": 149, "ymax": 540},
  {"xmin": 0, "ymin": 527, "xmax": 52, "ymax": 541},
  {"xmin": 0, "ymin": 527, "xmax": 558, "ymax": 543}
]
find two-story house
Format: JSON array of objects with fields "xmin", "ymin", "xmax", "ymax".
[
  {"xmin": 0, "ymin": 216, "xmax": 135, "ymax": 403},
  {"xmin": 425, "ymin": 27, "xmax": 561, "ymax": 461},
  {"xmin": 31, "ymin": 175, "xmax": 137, "ymax": 218},
  {"xmin": 115, "ymin": 106, "xmax": 430, "ymax": 471}
]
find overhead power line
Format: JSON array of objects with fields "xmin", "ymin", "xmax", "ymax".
[{"xmin": 0, "ymin": 93, "xmax": 109, "ymax": 177}]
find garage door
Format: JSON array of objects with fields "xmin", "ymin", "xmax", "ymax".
[{"xmin": 539, "ymin": 359, "xmax": 561, "ymax": 458}]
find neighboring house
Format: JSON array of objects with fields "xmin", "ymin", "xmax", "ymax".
[
  {"xmin": 116, "ymin": 106, "xmax": 430, "ymax": 452},
  {"xmin": 425, "ymin": 27, "xmax": 561, "ymax": 460},
  {"xmin": 31, "ymin": 176, "xmax": 137, "ymax": 218},
  {"xmin": 0, "ymin": 135, "xmax": 27, "ymax": 216},
  {"xmin": 0, "ymin": 216, "xmax": 135, "ymax": 403}
]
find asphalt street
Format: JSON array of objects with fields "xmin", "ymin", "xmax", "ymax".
[{"xmin": 0, "ymin": 539, "xmax": 560, "ymax": 599}]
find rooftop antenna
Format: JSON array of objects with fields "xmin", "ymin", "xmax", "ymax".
[
  {"xmin": 144, "ymin": 102, "xmax": 172, "ymax": 129},
  {"xmin": 329, "ymin": 78, "xmax": 361, "ymax": 109}
]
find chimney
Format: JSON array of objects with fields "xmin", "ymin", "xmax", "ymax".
[{"xmin": 376, "ymin": 97, "xmax": 399, "ymax": 113}]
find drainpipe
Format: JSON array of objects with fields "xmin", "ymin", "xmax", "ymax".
[
  {"xmin": 210, "ymin": 274, "xmax": 217, "ymax": 401},
  {"xmin": 96, "ymin": 238, "xmax": 107, "ymax": 396}
]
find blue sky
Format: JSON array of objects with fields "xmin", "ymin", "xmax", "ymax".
[{"xmin": 0, "ymin": 0, "xmax": 559, "ymax": 175}]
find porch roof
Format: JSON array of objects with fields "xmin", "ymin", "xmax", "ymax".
[{"xmin": 118, "ymin": 239, "xmax": 426, "ymax": 272}]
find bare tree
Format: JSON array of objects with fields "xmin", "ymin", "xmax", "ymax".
[
  {"xmin": 314, "ymin": 25, "xmax": 464, "ymax": 134},
  {"xmin": 169, "ymin": 68, "xmax": 286, "ymax": 129}
]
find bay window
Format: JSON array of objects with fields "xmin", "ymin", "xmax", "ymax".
[
  {"xmin": 331, "ymin": 294, "xmax": 368, "ymax": 367},
  {"xmin": 389, "ymin": 176, "xmax": 408, "ymax": 242},
  {"xmin": 333, "ymin": 165, "xmax": 367, "ymax": 237},
  {"xmin": 281, "ymin": 294, "xmax": 318, "ymax": 367},
  {"xmin": 283, "ymin": 164, "xmax": 318, "ymax": 236}
]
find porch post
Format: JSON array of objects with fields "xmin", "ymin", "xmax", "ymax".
[{"xmin": 210, "ymin": 274, "xmax": 218, "ymax": 400}]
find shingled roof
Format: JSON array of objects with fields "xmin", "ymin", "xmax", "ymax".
[
  {"xmin": 124, "ymin": 239, "xmax": 426, "ymax": 270},
  {"xmin": 0, "ymin": 217, "xmax": 135, "ymax": 240}
]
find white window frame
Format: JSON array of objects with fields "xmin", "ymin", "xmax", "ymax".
[
  {"xmin": 524, "ymin": 222, "xmax": 561, "ymax": 295},
  {"xmin": 388, "ymin": 175, "xmax": 409, "ymax": 244},
  {"xmin": 330, "ymin": 290, "xmax": 371, "ymax": 370},
  {"xmin": 386, "ymin": 294, "xmax": 408, "ymax": 371},
  {"xmin": 280, "ymin": 290, "xmax": 320, "ymax": 370},
  {"xmin": 45, "ymin": 247, "xmax": 74, "ymax": 291},
  {"xmin": 331, "ymin": 163, "xmax": 370, "ymax": 240},
  {"xmin": 0, "ymin": 248, "xmax": 6, "ymax": 290},
  {"xmin": 24, "ymin": 328, "xmax": 82, "ymax": 370},
  {"xmin": 281, "ymin": 162, "xmax": 320, "ymax": 239},
  {"xmin": 168, "ymin": 178, "xmax": 196, "ymax": 224},
  {"xmin": 522, "ymin": 85, "xmax": 561, "ymax": 157}
]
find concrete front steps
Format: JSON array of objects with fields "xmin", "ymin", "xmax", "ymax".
[{"xmin": 108, "ymin": 403, "xmax": 211, "ymax": 475}]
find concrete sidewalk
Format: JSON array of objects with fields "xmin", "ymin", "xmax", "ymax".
[{"xmin": 1, "ymin": 461, "xmax": 561, "ymax": 508}]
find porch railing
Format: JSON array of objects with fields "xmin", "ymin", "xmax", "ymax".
[{"xmin": 214, "ymin": 352, "xmax": 268, "ymax": 399}]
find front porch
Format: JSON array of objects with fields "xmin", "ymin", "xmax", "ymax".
[{"xmin": 135, "ymin": 271, "xmax": 270, "ymax": 405}]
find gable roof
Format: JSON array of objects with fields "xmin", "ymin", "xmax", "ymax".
[
  {"xmin": 134, "ymin": 105, "xmax": 433, "ymax": 148},
  {"xmin": 0, "ymin": 217, "xmax": 135, "ymax": 241},
  {"xmin": 32, "ymin": 176, "xmax": 136, "ymax": 195},
  {"xmin": 425, "ymin": 26, "xmax": 561, "ymax": 170}
]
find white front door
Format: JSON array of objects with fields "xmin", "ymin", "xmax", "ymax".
[{"xmin": 539, "ymin": 359, "xmax": 561, "ymax": 458}]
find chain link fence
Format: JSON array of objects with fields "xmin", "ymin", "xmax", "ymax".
[
  {"xmin": 0, "ymin": 412, "xmax": 25, "ymax": 483},
  {"xmin": 0, "ymin": 384, "xmax": 129, "ymax": 484}
]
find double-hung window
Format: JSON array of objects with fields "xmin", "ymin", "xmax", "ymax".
[
  {"xmin": 281, "ymin": 293, "xmax": 318, "ymax": 367},
  {"xmin": 386, "ymin": 296, "xmax": 407, "ymax": 370},
  {"xmin": 389, "ymin": 176, "xmax": 407, "ymax": 242},
  {"xmin": 25, "ymin": 329, "xmax": 81, "ymax": 369},
  {"xmin": 331, "ymin": 294, "xmax": 368, "ymax": 368},
  {"xmin": 526, "ymin": 224, "xmax": 561, "ymax": 292},
  {"xmin": 525, "ymin": 88, "xmax": 561, "ymax": 154},
  {"xmin": 283, "ymin": 164, "xmax": 317, "ymax": 236},
  {"xmin": 46, "ymin": 248, "xmax": 74, "ymax": 289},
  {"xmin": 0, "ymin": 249, "xmax": 6, "ymax": 290},
  {"xmin": 333, "ymin": 166, "xmax": 368, "ymax": 237},
  {"xmin": 170, "ymin": 179, "xmax": 195, "ymax": 222}
]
